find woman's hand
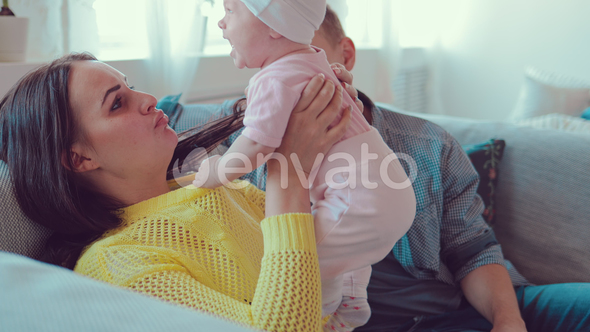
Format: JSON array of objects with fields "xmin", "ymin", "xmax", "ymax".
[
  {"xmin": 330, "ymin": 63, "xmax": 363, "ymax": 112},
  {"xmin": 265, "ymin": 73, "xmax": 351, "ymax": 217},
  {"xmin": 275, "ymin": 73, "xmax": 351, "ymax": 175}
]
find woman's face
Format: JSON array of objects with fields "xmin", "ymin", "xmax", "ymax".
[{"xmin": 68, "ymin": 61, "xmax": 178, "ymax": 183}]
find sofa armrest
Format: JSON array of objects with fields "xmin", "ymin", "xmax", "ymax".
[{"xmin": 0, "ymin": 251, "xmax": 256, "ymax": 332}]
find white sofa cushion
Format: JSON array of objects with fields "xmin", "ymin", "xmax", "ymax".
[
  {"xmin": 512, "ymin": 113, "xmax": 590, "ymax": 134},
  {"xmin": 509, "ymin": 67, "xmax": 590, "ymax": 121},
  {"xmin": 0, "ymin": 251, "xmax": 255, "ymax": 332}
]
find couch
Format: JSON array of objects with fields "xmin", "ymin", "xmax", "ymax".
[
  {"xmin": 404, "ymin": 110, "xmax": 590, "ymax": 285},
  {"xmin": 2, "ymin": 103, "xmax": 589, "ymax": 331}
]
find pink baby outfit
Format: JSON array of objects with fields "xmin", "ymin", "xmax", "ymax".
[
  {"xmin": 243, "ymin": 47, "xmax": 371, "ymax": 148},
  {"xmin": 244, "ymin": 47, "xmax": 416, "ymax": 316}
]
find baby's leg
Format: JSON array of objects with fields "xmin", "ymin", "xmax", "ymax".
[
  {"xmin": 324, "ymin": 267, "xmax": 372, "ymax": 331},
  {"xmin": 321, "ymin": 275, "xmax": 344, "ymax": 318},
  {"xmin": 312, "ymin": 169, "xmax": 414, "ymax": 281},
  {"xmin": 311, "ymin": 129, "xmax": 415, "ymax": 282},
  {"xmin": 324, "ymin": 297, "xmax": 372, "ymax": 332}
]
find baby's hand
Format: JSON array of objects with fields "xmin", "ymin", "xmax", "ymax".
[{"xmin": 192, "ymin": 155, "xmax": 222, "ymax": 189}]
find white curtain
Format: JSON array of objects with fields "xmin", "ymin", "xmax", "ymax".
[
  {"xmin": 327, "ymin": 0, "xmax": 401, "ymax": 104},
  {"xmin": 10, "ymin": 0, "xmax": 64, "ymax": 62},
  {"xmin": 66, "ymin": 0, "xmax": 100, "ymax": 57},
  {"xmin": 392, "ymin": 0, "xmax": 470, "ymax": 115},
  {"xmin": 144, "ymin": 0, "xmax": 209, "ymax": 101},
  {"xmin": 376, "ymin": 0, "xmax": 401, "ymax": 104},
  {"xmin": 9, "ymin": 0, "xmax": 100, "ymax": 62}
]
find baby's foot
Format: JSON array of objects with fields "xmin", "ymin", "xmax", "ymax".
[{"xmin": 323, "ymin": 296, "xmax": 371, "ymax": 332}]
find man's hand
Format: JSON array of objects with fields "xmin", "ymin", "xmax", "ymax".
[
  {"xmin": 491, "ymin": 319, "xmax": 527, "ymax": 332},
  {"xmin": 460, "ymin": 264, "xmax": 527, "ymax": 332}
]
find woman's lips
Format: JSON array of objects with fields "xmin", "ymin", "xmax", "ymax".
[{"xmin": 155, "ymin": 114, "xmax": 169, "ymax": 128}]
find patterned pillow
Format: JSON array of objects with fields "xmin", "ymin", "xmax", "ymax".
[{"xmin": 463, "ymin": 139, "xmax": 506, "ymax": 226}]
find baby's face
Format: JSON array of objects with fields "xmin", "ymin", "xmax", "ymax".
[{"xmin": 218, "ymin": 0, "xmax": 273, "ymax": 69}]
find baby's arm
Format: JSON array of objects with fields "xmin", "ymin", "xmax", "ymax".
[{"xmin": 193, "ymin": 135, "xmax": 275, "ymax": 189}]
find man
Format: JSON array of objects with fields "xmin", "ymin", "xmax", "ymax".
[
  {"xmin": 308, "ymin": 6, "xmax": 590, "ymax": 332},
  {"xmin": 161, "ymin": 6, "xmax": 590, "ymax": 331}
]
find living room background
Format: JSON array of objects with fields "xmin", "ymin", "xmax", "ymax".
[{"xmin": 0, "ymin": 0, "xmax": 588, "ymax": 121}]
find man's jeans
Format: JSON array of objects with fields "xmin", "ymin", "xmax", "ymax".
[{"xmin": 391, "ymin": 283, "xmax": 590, "ymax": 332}]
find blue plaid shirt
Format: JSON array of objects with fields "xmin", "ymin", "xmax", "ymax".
[{"xmin": 160, "ymin": 92, "xmax": 529, "ymax": 327}]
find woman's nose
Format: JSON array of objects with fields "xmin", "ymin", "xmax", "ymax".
[
  {"xmin": 218, "ymin": 18, "xmax": 225, "ymax": 29},
  {"xmin": 139, "ymin": 92, "xmax": 158, "ymax": 115}
]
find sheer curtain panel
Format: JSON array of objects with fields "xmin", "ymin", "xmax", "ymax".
[
  {"xmin": 9, "ymin": 0, "xmax": 64, "ymax": 62},
  {"xmin": 144, "ymin": 0, "xmax": 210, "ymax": 101}
]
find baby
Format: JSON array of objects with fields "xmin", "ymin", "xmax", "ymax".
[{"xmin": 193, "ymin": 0, "xmax": 416, "ymax": 330}]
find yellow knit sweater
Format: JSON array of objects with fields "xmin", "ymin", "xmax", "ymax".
[{"xmin": 74, "ymin": 181, "xmax": 322, "ymax": 331}]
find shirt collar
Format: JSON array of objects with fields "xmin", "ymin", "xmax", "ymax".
[{"xmin": 358, "ymin": 90, "xmax": 386, "ymax": 132}]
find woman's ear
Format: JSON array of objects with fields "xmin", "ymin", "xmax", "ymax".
[{"xmin": 62, "ymin": 143, "xmax": 99, "ymax": 173}]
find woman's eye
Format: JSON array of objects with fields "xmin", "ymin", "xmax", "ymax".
[{"xmin": 111, "ymin": 96, "xmax": 122, "ymax": 111}]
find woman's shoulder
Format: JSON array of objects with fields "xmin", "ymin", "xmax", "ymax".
[
  {"xmin": 74, "ymin": 234, "xmax": 186, "ymax": 286},
  {"xmin": 121, "ymin": 180, "xmax": 265, "ymax": 224}
]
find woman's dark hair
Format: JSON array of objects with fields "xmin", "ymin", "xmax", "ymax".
[{"xmin": 0, "ymin": 53, "xmax": 245, "ymax": 269}]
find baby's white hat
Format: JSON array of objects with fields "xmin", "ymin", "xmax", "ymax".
[{"xmin": 239, "ymin": 0, "xmax": 327, "ymax": 45}]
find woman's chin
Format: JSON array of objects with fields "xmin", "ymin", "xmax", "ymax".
[{"xmin": 162, "ymin": 126, "xmax": 179, "ymax": 145}]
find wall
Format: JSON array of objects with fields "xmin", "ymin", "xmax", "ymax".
[
  {"xmin": 433, "ymin": 0, "xmax": 590, "ymax": 120},
  {"xmin": 0, "ymin": 49, "xmax": 380, "ymax": 106},
  {"xmin": 6, "ymin": 0, "xmax": 588, "ymax": 120},
  {"xmin": 0, "ymin": 59, "xmax": 150, "ymax": 102},
  {"xmin": 185, "ymin": 48, "xmax": 378, "ymax": 104}
]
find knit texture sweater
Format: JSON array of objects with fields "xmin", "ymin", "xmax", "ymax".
[{"xmin": 74, "ymin": 181, "xmax": 322, "ymax": 331}]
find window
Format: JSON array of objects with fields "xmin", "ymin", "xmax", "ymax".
[
  {"xmin": 90, "ymin": 0, "xmax": 453, "ymax": 60},
  {"xmin": 202, "ymin": 0, "xmax": 231, "ymax": 55},
  {"xmin": 93, "ymin": 0, "xmax": 149, "ymax": 60},
  {"xmin": 339, "ymin": 0, "xmax": 383, "ymax": 49},
  {"xmin": 201, "ymin": 0, "xmax": 385, "ymax": 55}
]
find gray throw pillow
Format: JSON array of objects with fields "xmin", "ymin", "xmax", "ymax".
[{"xmin": 0, "ymin": 160, "xmax": 52, "ymax": 259}]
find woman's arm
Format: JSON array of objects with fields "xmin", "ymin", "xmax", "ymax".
[
  {"xmin": 195, "ymin": 67, "xmax": 355, "ymax": 192},
  {"xmin": 122, "ymin": 221, "xmax": 320, "ymax": 331},
  {"xmin": 141, "ymin": 75, "xmax": 349, "ymax": 331},
  {"xmin": 265, "ymin": 74, "xmax": 350, "ymax": 217}
]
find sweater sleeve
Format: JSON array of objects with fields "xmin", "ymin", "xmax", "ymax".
[
  {"xmin": 242, "ymin": 182, "xmax": 266, "ymax": 215},
  {"xmin": 95, "ymin": 213, "xmax": 321, "ymax": 332}
]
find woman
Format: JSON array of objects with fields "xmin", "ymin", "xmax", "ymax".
[{"xmin": 0, "ymin": 53, "xmax": 356, "ymax": 331}]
